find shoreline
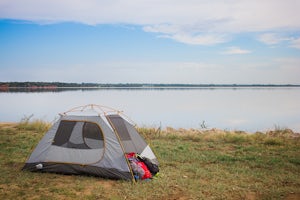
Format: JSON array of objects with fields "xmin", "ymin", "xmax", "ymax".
[{"xmin": 1, "ymin": 121, "xmax": 299, "ymax": 137}]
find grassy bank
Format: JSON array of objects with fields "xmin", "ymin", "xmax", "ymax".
[{"xmin": 0, "ymin": 121, "xmax": 299, "ymax": 199}]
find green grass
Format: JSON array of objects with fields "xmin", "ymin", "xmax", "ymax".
[{"xmin": 0, "ymin": 122, "xmax": 299, "ymax": 199}]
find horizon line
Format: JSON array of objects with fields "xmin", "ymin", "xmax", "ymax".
[{"xmin": 1, "ymin": 82, "xmax": 300, "ymax": 87}]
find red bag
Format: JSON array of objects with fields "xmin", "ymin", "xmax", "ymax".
[
  {"xmin": 137, "ymin": 161, "xmax": 152, "ymax": 179},
  {"xmin": 126, "ymin": 152, "xmax": 152, "ymax": 180},
  {"xmin": 126, "ymin": 152, "xmax": 136, "ymax": 159}
]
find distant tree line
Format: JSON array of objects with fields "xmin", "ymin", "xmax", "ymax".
[
  {"xmin": 0, "ymin": 82, "xmax": 98, "ymax": 88},
  {"xmin": 1, "ymin": 82, "xmax": 299, "ymax": 88}
]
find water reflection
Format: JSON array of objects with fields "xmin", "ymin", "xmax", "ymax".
[{"xmin": 1, "ymin": 86, "xmax": 299, "ymax": 93}]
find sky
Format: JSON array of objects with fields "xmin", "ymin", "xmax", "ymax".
[{"xmin": 1, "ymin": 0, "xmax": 300, "ymax": 84}]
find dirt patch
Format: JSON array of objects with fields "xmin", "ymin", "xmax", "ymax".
[
  {"xmin": 71, "ymin": 179, "xmax": 115, "ymax": 197},
  {"xmin": 161, "ymin": 184, "xmax": 190, "ymax": 200},
  {"xmin": 0, "ymin": 122, "xmax": 17, "ymax": 129},
  {"xmin": 285, "ymin": 193, "xmax": 300, "ymax": 200},
  {"xmin": 245, "ymin": 192, "xmax": 257, "ymax": 200},
  {"xmin": 97, "ymin": 179, "xmax": 115, "ymax": 190}
]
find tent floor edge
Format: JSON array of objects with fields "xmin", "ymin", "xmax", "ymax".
[{"xmin": 22, "ymin": 162, "xmax": 132, "ymax": 181}]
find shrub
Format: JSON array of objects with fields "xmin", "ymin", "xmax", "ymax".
[
  {"xmin": 263, "ymin": 138, "xmax": 282, "ymax": 146},
  {"xmin": 16, "ymin": 118, "xmax": 51, "ymax": 133}
]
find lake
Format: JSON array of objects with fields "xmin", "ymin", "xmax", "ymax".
[{"xmin": 1, "ymin": 87, "xmax": 299, "ymax": 133}]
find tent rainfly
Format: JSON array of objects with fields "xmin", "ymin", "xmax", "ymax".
[{"xmin": 22, "ymin": 104, "xmax": 159, "ymax": 181}]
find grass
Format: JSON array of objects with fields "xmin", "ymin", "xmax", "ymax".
[{"xmin": 0, "ymin": 121, "xmax": 299, "ymax": 199}]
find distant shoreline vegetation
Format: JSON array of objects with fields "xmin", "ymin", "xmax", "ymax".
[{"xmin": 1, "ymin": 82, "xmax": 300, "ymax": 92}]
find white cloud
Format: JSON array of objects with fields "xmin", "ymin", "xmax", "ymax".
[
  {"xmin": 258, "ymin": 33, "xmax": 300, "ymax": 49},
  {"xmin": 290, "ymin": 37, "xmax": 300, "ymax": 49},
  {"xmin": 162, "ymin": 33, "xmax": 228, "ymax": 45},
  {"xmin": 1, "ymin": 0, "xmax": 300, "ymax": 45},
  {"xmin": 258, "ymin": 33, "xmax": 291, "ymax": 45},
  {"xmin": 4, "ymin": 0, "xmax": 299, "ymax": 31},
  {"xmin": 144, "ymin": 24, "xmax": 229, "ymax": 45},
  {"xmin": 222, "ymin": 46, "xmax": 251, "ymax": 55}
]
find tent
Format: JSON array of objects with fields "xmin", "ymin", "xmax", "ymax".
[{"xmin": 22, "ymin": 104, "xmax": 158, "ymax": 181}]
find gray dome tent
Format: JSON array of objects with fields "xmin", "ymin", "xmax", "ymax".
[{"xmin": 22, "ymin": 104, "xmax": 158, "ymax": 181}]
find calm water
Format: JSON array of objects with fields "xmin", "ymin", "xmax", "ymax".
[{"xmin": 1, "ymin": 88, "xmax": 299, "ymax": 132}]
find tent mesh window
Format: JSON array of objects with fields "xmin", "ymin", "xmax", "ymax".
[
  {"xmin": 52, "ymin": 120, "xmax": 104, "ymax": 149},
  {"xmin": 83, "ymin": 122, "xmax": 104, "ymax": 149},
  {"xmin": 53, "ymin": 121, "xmax": 76, "ymax": 146},
  {"xmin": 107, "ymin": 115, "xmax": 131, "ymax": 141}
]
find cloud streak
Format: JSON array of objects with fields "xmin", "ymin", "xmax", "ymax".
[
  {"xmin": 257, "ymin": 33, "xmax": 300, "ymax": 50},
  {"xmin": 290, "ymin": 37, "xmax": 300, "ymax": 49},
  {"xmin": 258, "ymin": 33, "xmax": 291, "ymax": 45},
  {"xmin": 221, "ymin": 46, "xmax": 251, "ymax": 55},
  {"xmin": 143, "ymin": 23, "xmax": 229, "ymax": 45}
]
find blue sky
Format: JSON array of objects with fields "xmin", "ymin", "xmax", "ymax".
[{"xmin": 1, "ymin": 0, "xmax": 300, "ymax": 84}]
